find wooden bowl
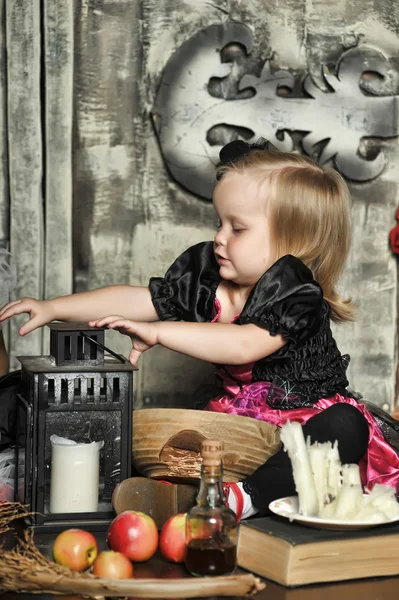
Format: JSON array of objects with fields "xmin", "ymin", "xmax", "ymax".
[{"xmin": 132, "ymin": 408, "xmax": 281, "ymax": 483}]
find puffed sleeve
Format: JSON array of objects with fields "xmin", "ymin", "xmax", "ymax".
[
  {"xmin": 149, "ymin": 242, "xmax": 220, "ymax": 322},
  {"xmin": 238, "ymin": 255, "xmax": 324, "ymax": 343}
]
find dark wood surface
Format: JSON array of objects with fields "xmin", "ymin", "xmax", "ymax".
[{"xmin": 1, "ymin": 525, "xmax": 399, "ymax": 600}]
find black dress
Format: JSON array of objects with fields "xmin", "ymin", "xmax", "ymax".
[{"xmin": 149, "ymin": 241, "xmax": 350, "ymax": 408}]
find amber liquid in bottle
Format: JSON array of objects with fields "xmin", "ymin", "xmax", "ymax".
[
  {"xmin": 184, "ymin": 439, "xmax": 238, "ymax": 577},
  {"xmin": 185, "ymin": 538, "xmax": 237, "ymax": 576}
]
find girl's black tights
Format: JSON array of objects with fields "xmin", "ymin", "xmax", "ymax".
[{"xmin": 242, "ymin": 403, "xmax": 370, "ymax": 516}]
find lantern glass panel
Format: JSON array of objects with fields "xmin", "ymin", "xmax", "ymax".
[{"xmin": 39, "ymin": 410, "xmax": 121, "ymax": 517}]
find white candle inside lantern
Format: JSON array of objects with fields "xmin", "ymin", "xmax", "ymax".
[{"xmin": 49, "ymin": 435, "xmax": 104, "ymax": 514}]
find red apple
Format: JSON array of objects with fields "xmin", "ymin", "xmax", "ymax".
[
  {"xmin": 107, "ymin": 510, "xmax": 158, "ymax": 562},
  {"xmin": 159, "ymin": 513, "xmax": 187, "ymax": 563},
  {"xmin": 92, "ymin": 550, "xmax": 134, "ymax": 579},
  {"xmin": 53, "ymin": 528, "xmax": 98, "ymax": 572}
]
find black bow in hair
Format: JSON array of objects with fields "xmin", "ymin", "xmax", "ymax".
[{"xmin": 219, "ymin": 137, "xmax": 279, "ymax": 165}]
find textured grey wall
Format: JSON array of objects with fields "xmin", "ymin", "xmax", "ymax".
[{"xmin": 1, "ymin": 0, "xmax": 398, "ymax": 410}]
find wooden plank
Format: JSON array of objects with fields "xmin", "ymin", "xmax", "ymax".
[
  {"xmin": 0, "ymin": 0, "xmax": 8, "ymax": 246},
  {"xmin": 7, "ymin": 0, "xmax": 43, "ymax": 367},
  {"xmin": 333, "ymin": 194, "xmax": 397, "ymax": 411},
  {"xmin": 43, "ymin": 2, "xmax": 73, "ymax": 322},
  {"xmin": 72, "ymin": 0, "xmax": 144, "ymax": 291},
  {"xmin": 72, "ymin": 0, "xmax": 146, "ymax": 404},
  {"xmin": 0, "ymin": 0, "xmax": 11, "ymax": 350}
]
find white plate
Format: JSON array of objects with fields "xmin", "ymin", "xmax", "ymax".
[{"xmin": 268, "ymin": 496, "xmax": 399, "ymax": 531}]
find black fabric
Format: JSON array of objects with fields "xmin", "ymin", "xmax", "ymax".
[
  {"xmin": 251, "ymin": 311, "xmax": 350, "ymax": 406},
  {"xmin": 149, "ymin": 242, "xmax": 350, "ymax": 406},
  {"xmin": 238, "ymin": 254, "xmax": 324, "ymax": 342},
  {"xmin": 218, "ymin": 138, "xmax": 279, "ymax": 170},
  {"xmin": 149, "ymin": 242, "xmax": 220, "ymax": 322},
  {"xmin": 0, "ymin": 370, "xmax": 22, "ymax": 450},
  {"xmin": 242, "ymin": 403, "xmax": 370, "ymax": 516}
]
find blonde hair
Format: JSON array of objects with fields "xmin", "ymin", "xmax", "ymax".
[{"xmin": 217, "ymin": 150, "xmax": 355, "ymax": 323}]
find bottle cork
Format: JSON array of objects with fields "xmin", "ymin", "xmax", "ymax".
[{"xmin": 201, "ymin": 439, "xmax": 224, "ymax": 466}]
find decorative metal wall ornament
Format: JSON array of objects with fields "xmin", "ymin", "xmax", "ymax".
[{"xmin": 152, "ymin": 22, "xmax": 399, "ymax": 200}]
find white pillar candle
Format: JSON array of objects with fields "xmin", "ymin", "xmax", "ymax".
[{"xmin": 49, "ymin": 435, "xmax": 104, "ymax": 514}]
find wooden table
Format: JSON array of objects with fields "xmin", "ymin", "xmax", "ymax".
[{"xmin": 1, "ymin": 526, "xmax": 399, "ymax": 600}]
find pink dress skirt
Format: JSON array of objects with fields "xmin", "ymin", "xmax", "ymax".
[{"xmin": 205, "ymin": 364, "xmax": 399, "ymax": 493}]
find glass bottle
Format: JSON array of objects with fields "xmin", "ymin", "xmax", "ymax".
[{"xmin": 184, "ymin": 439, "xmax": 238, "ymax": 577}]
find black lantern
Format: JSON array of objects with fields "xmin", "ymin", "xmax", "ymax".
[{"xmin": 14, "ymin": 323, "xmax": 135, "ymax": 532}]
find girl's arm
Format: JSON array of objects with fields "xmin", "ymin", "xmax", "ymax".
[
  {"xmin": 0, "ymin": 286, "xmax": 158, "ymax": 336},
  {"xmin": 48, "ymin": 286, "xmax": 158, "ymax": 322},
  {"xmin": 90, "ymin": 317, "xmax": 286, "ymax": 365},
  {"xmin": 156, "ymin": 321, "xmax": 285, "ymax": 364}
]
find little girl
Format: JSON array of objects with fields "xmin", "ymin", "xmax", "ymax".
[{"xmin": 1, "ymin": 141, "xmax": 399, "ymax": 521}]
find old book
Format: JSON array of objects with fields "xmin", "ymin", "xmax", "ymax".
[{"xmin": 237, "ymin": 516, "xmax": 399, "ymax": 586}]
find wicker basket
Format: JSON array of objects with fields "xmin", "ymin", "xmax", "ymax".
[{"xmin": 132, "ymin": 408, "xmax": 281, "ymax": 483}]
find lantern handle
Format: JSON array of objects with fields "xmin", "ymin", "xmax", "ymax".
[{"xmin": 81, "ymin": 331, "xmax": 127, "ymax": 364}]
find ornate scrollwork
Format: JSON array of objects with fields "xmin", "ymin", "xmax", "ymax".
[{"xmin": 152, "ymin": 22, "xmax": 399, "ymax": 200}]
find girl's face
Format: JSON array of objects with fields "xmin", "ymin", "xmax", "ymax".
[{"xmin": 213, "ymin": 171, "xmax": 274, "ymax": 286}]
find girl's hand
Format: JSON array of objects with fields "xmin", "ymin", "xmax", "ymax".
[
  {"xmin": 0, "ymin": 297, "xmax": 56, "ymax": 335},
  {"xmin": 89, "ymin": 315, "xmax": 159, "ymax": 365}
]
